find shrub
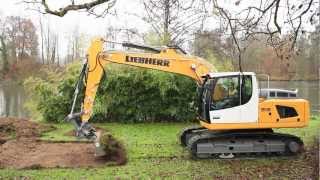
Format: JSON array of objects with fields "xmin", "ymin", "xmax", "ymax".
[
  {"xmin": 99, "ymin": 65, "xmax": 198, "ymax": 122},
  {"xmin": 24, "ymin": 62, "xmax": 199, "ymax": 123},
  {"xmin": 24, "ymin": 63, "xmax": 83, "ymax": 123}
]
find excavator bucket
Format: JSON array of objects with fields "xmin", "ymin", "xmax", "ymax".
[
  {"xmin": 94, "ymin": 130, "xmax": 126, "ymax": 159},
  {"xmin": 94, "ymin": 131, "xmax": 107, "ymax": 157}
]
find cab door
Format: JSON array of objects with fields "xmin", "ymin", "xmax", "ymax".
[
  {"xmin": 209, "ymin": 75, "xmax": 241, "ymax": 123},
  {"xmin": 199, "ymin": 80, "xmax": 213, "ymax": 122},
  {"xmin": 208, "ymin": 74, "xmax": 258, "ymax": 124}
]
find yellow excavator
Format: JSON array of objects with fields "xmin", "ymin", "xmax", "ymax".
[{"xmin": 66, "ymin": 38, "xmax": 309, "ymax": 158}]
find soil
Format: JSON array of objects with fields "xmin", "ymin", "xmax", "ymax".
[{"xmin": 0, "ymin": 118, "xmax": 126, "ymax": 169}]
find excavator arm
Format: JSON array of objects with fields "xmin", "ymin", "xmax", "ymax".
[{"xmin": 66, "ymin": 38, "xmax": 215, "ymax": 143}]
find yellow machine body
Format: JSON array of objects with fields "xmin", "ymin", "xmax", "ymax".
[
  {"xmin": 201, "ymin": 98, "xmax": 309, "ymax": 130},
  {"xmin": 82, "ymin": 38, "xmax": 309, "ymax": 131}
]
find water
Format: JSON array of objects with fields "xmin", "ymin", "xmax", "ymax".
[
  {"xmin": 0, "ymin": 83, "xmax": 29, "ymax": 118},
  {"xmin": 0, "ymin": 81, "xmax": 319, "ymax": 118}
]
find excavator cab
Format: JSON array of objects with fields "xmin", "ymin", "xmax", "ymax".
[{"xmin": 199, "ymin": 72, "xmax": 258, "ymax": 124}]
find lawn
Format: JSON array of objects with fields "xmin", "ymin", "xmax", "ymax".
[{"xmin": 0, "ymin": 117, "xmax": 319, "ymax": 179}]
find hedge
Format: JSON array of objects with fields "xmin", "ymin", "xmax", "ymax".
[{"xmin": 24, "ymin": 62, "xmax": 199, "ymax": 123}]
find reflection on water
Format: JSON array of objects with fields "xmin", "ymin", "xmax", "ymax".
[
  {"xmin": 0, "ymin": 83, "xmax": 29, "ymax": 118},
  {"xmin": 260, "ymin": 81, "xmax": 320, "ymax": 114},
  {"xmin": 0, "ymin": 80, "xmax": 319, "ymax": 118}
]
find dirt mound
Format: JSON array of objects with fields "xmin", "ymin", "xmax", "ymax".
[
  {"xmin": 0, "ymin": 118, "xmax": 126, "ymax": 169},
  {"xmin": 0, "ymin": 117, "xmax": 55, "ymax": 140},
  {"xmin": 0, "ymin": 140, "xmax": 126, "ymax": 169}
]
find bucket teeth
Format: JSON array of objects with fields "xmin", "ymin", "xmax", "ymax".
[{"xmin": 95, "ymin": 144, "xmax": 107, "ymax": 157}]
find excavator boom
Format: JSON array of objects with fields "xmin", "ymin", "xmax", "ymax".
[{"xmin": 81, "ymin": 38, "xmax": 215, "ymax": 122}]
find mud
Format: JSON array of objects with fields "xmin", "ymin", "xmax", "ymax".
[{"xmin": 0, "ymin": 118, "xmax": 126, "ymax": 169}]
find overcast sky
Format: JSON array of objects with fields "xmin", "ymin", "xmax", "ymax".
[
  {"xmin": 0, "ymin": 0, "xmax": 148, "ymax": 35},
  {"xmin": 0, "ymin": 0, "xmax": 224, "ymax": 59},
  {"xmin": 0, "ymin": 0, "xmax": 152, "ymax": 57},
  {"xmin": 0, "ymin": 0, "xmax": 316, "ymax": 59}
]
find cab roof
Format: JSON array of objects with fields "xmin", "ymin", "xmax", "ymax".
[{"xmin": 206, "ymin": 72, "xmax": 256, "ymax": 78}]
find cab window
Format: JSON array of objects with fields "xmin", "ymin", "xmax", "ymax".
[
  {"xmin": 211, "ymin": 76, "xmax": 240, "ymax": 110},
  {"xmin": 241, "ymin": 75, "xmax": 252, "ymax": 105}
]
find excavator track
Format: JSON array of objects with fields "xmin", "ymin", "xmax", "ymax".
[
  {"xmin": 179, "ymin": 125, "xmax": 207, "ymax": 147},
  {"xmin": 181, "ymin": 128, "xmax": 303, "ymax": 159}
]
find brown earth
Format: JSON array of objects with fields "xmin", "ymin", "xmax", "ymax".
[{"xmin": 0, "ymin": 118, "xmax": 126, "ymax": 169}]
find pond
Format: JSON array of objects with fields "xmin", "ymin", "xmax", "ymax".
[
  {"xmin": 0, "ymin": 80, "xmax": 319, "ymax": 118},
  {"xmin": 0, "ymin": 82, "xmax": 29, "ymax": 118}
]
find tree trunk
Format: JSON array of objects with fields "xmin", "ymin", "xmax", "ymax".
[
  {"xmin": 10, "ymin": 42, "xmax": 17, "ymax": 64},
  {"xmin": 39, "ymin": 16, "xmax": 45, "ymax": 64},
  {"xmin": 0, "ymin": 36, "xmax": 9, "ymax": 74},
  {"xmin": 46, "ymin": 24, "xmax": 50, "ymax": 64},
  {"xmin": 56, "ymin": 35, "xmax": 59, "ymax": 66},
  {"xmin": 50, "ymin": 45, "xmax": 56, "ymax": 64},
  {"xmin": 163, "ymin": 0, "xmax": 170, "ymax": 45},
  {"xmin": 50, "ymin": 36, "xmax": 56, "ymax": 64},
  {"xmin": 20, "ymin": 33, "xmax": 25, "ymax": 61}
]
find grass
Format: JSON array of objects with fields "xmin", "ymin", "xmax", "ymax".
[{"xmin": 0, "ymin": 117, "xmax": 319, "ymax": 179}]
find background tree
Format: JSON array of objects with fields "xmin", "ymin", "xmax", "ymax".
[
  {"xmin": 211, "ymin": 0, "xmax": 320, "ymax": 72},
  {"xmin": 0, "ymin": 16, "xmax": 9, "ymax": 75},
  {"xmin": 65, "ymin": 27, "xmax": 88, "ymax": 64},
  {"xmin": 4, "ymin": 16, "xmax": 38, "ymax": 62},
  {"xmin": 16, "ymin": 18, "xmax": 38, "ymax": 61},
  {"xmin": 193, "ymin": 29, "xmax": 234, "ymax": 71},
  {"xmin": 142, "ymin": 0, "xmax": 210, "ymax": 46}
]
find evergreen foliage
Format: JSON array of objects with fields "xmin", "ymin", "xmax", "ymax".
[{"xmin": 24, "ymin": 62, "xmax": 199, "ymax": 123}]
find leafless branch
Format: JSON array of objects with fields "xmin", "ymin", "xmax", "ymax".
[
  {"xmin": 213, "ymin": 1, "xmax": 246, "ymax": 72},
  {"xmin": 212, "ymin": 0, "xmax": 319, "ymax": 62},
  {"xmin": 142, "ymin": 0, "xmax": 210, "ymax": 46},
  {"xmin": 23, "ymin": 0, "xmax": 116, "ymax": 17}
]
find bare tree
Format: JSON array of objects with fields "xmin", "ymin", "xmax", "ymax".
[
  {"xmin": 0, "ymin": 35, "xmax": 9, "ymax": 74},
  {"xmin": 212, "ymin": 0, "xmax": 319, "ymax": 71},
  {"xmin": 50, "ymin": 33, "xmax": 58, "ymax": 64},
  {"xmin": 55, "ymin": 34, "xmax": 60, "ymax": 66},
  {"xmin": 23, "ymin": 0, "xmax": 116, "ymax": 17},
  {"xmin": 4, "ymin": 16, "xmax": 38, "ymax": 63},
  {"xmin": 38, "ymin": 17, "xmax": 60, "ymax": 65},
  {"xmin": 39, "ymin": 15, "xmax": 45, "ymax": 64},
  {"xmin": 16, "ymin": 19, "xmax": 38, "ymax": 61},
  {"xmin": 142, "ymin": 0, "xmax": 210, "ymax": 46},
  {"xmin": 0, "ymin": 17, "xmax": 9, "ymax": 74},
  {"xmin": 45, "ymin": 19, "xmax": 50, "ymax": 64},
  {"xmin": 65, "ymin": 27, "xmax": 88, "ymax": 63}
]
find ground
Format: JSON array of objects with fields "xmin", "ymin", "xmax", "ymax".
[
  {"xmin": 0, "ymin": 118, "xmax": 126, "ymax": 169},
  {"xmin": 0, "ymin": 117, "xmax": 319, "ymax": 179}
]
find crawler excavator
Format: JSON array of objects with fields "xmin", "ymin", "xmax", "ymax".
[{"xmin": 66, "ymin": 38, "xmax": 310, "ymax": 158}]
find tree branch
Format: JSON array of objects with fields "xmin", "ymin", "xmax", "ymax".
[
  {"xmin": 214, "ymin": 1, "xmax": 243, "ymax": 72},
  {"xmin": 273, "ymin": 0, "xmax": 281, "ymax": 34},
  {"xmin": 23, "ymin": 0, "xmax": 115, "ymax": 17}
]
